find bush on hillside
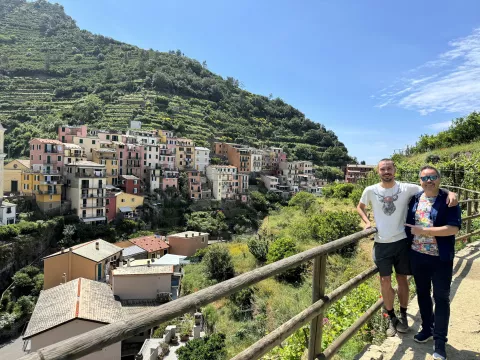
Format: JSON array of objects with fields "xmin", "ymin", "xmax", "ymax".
[
  {"xmin": 176, "ymin": 333, "xmax": 227, "ymax": 360},
  {"xmin": 349, "ymin": 188, "xmax": 363, "ymax": 207},
  {"xmin": 203, "ymin": 245, "xmax": 235, "ymax": 282},
  {"xmin": 322, "ymin": 183, "xmax": 355, "ymax": 199},
  {"xmin": 311, "ymin": 211, "xmax": 361, "ymax": 255},
  {"xmin": 267, "ymin": 237, "xmax": 304, "ymax": 284},
  {"xmin": 229, "ymin": 288, "xmax": 255, "ymax": 320},
  {"xmin": 247, "ymin": 237, "xmax": 269, "ymax": 263},
  {"xmin": 288, "ymin": 192, "xmax": 317, "ymax": 213}
]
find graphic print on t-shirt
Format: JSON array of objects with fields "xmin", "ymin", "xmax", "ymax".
[{"xmin": 373, "ymin": 185, "xmax": 402, "ymax": 216}]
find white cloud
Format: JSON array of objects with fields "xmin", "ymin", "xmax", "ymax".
[
  {"xmin": 425, "ymin": 120, "xmax": 453, "ymax": 130},
  {"xmin": 376, "ymin": 28, "xmax": 480, "ymax": 115}
]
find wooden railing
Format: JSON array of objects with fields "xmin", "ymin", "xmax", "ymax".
[{"xmin": 18, "ymin": 185, "xmax": 480, "ymax": 360}]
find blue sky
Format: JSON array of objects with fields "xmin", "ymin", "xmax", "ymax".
[{"xmin": 51, "ymin": 0, "xmax": 480, "ymax": 164}]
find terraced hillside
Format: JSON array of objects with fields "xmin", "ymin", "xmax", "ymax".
[{"xmin": 0, "ymin": 0, "xmax": 352, "ymax": 166}]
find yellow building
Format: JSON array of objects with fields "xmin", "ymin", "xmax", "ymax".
[
  {"xmin": 175, "ymin": 141, "xmax": 195, "ymax": 171},
  {"xmin": 3, "ymin": 159, "xmax": 30, "ymax": 193},
  {"xmin": 92, "ymin": 148, "xmax": 119, "ymax": 186},
  {"xmin": 72, "ymin": 136, "xmax": 101, "ymax": 161},
  {"xmin": 35, "ymin": 172, "xmax": 63, "ymax": 213},
  {"xmin": 63, "ymin": 143, "xmax": 86, "ymax": 164},
  {"xmin": 115, "ymin": 192, "xmax": 144, "ymax": 216}
]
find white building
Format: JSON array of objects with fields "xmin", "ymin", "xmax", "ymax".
[
  {"xmin": 261, "ymin": 174, "xmax": 279, "ymax": 191},
  {"xmin": 250, "ymin": 149, "xmax": 263, "ymax": 173},
  {"xmin": 0, "ymin": 123, "xmax": 17, "ymax": 225},
  {"xmin": 127, "ymin": 129, "xmax": 159, "ymax": 145},
  {"xmin": 194, "ymin": 147, "xmax": 210, "ymax": 173}
]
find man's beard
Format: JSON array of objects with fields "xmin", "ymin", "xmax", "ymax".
[{"xmin": 381, "ymin": 175, "xmax": 394, "ymax": 182}]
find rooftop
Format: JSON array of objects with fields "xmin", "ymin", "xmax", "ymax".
[
  {"xmin": 347, "ymin": 164, "xmax": 375, "ymax": 168},
  {"xmin": 113, "ymin": 265, "xmax": 174, "ymax": 275},
  {"xmin": 121, "ymin": 175, "xmax": 140, "ymax": 180},
  {"xmin": 65, "ymin": 160, "xmax": 105, "ymax": 168},
  {"xmin": 45, "ymin": 239, "xmax": 122, "ymax": 263},
  {"xmin": 130, "ymin": 235, "xmax": 169, "ymax": 253},
  {"xmin": 23, "ymin": 278, "xmax": 123, "ymax": 339},
  {"xmin": 30, "ymin": 138, "xmax": 63, "ymax": 145},
  {"xmin": 168, "ymin": 231, "xmax": 209, "ymax": 238},
  {"xmin": 122, "ymin": 245, "xmax": 147, "ymax": 258},
  {"xmin": 120, "ymin": 299, "xmax": 170, "ymax": 317},
  {"xmin": 152, "ymin": 254, "xmax": 188, "ymax": 266},
  {"xmin": 195, "ymin": 147, "xmax": 210, "ymax": 151},
  {"xmin": 63, "ymin": 143, "xmax": 83, "ymax": 150},
  {"xmin": 17, "ymin": 159, "xmax": 31, "ymax": 168}
]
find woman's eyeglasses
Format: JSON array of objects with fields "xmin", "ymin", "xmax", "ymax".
[{"xmin": 420, "ymin": 175, "xmax": 439, "ymax": 182}]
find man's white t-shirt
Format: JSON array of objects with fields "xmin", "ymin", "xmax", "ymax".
[{"xmin": 360, "ymin": 181, "xmax": 422, "ymax": 243}]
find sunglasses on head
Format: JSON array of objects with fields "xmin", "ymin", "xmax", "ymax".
[{"xmin": 420, "ymin": 175, "xmax": 439, "ymax": 182}]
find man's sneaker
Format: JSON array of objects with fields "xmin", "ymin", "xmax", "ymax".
[
  {"xmin": 413, "ymin": 328, "xmax": 433, "ymax": 343},
  {"xmin": 386, "ymin": 317, "xmax": 398, "ymax": 337},
  {"xmin": 396, "ymin": 312, "xmax": 409, "ymax": 333},
  {"xmin": 433, "ymin": 340, "xmax": 447, "ymax": 360}
]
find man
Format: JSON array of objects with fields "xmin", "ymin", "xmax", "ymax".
[
  {"xmin": 405, "ymin": 166, "xmax": 461, "ymax": 360},
  {"xmin": 356, "ymin": 159, "xmax": 457, "ymax": 337}
]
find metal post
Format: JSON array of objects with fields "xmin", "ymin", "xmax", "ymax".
[
  {"xmin": 467, "ymin": 199, "xmax": 472, "ymax": 242},
  {"xmin": 308, "ymin": 255, "xmax": 327, "ymax": 360}
]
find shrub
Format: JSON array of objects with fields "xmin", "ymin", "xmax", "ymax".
[
  {"xmin": 176, "ymin": 333, "xmax": 227, "ymax": 360},
  {"xmin": 19, "ymin": 265, "xmax": 40, "ymax": 278},
  {"xmin": 247, "ymin": 236, "xmax": 269, "ymax": 263},
  {"xmin": 322, "ymin": 183, "xmax": 355, "ymax": 199},
  {"xmin": 311, "ymin": 211, "xmax": 361, "ymax": 255},
  {"xmin": 13, "ymin": 296, "xmax": 35, "ymax": 317},
  {"xmin": 229, "ymin": 288, "xmax": 254, "ymax": 320},
  {"xmin": 12, "ymin": 272, "xmax": 33, "ymax": 295},
  {"xmin": 267, "ymin": 237, "xmax": 304, "ymax": 283},
  {"xmin": 203, "ymin": 245, "xmax": 235, "ymax": 282},
  {"xmin": 288, "ymin": 191, "xmax": 317, "ymax": 212},
  {"xmin": 0, "ymin": 225, "xmax": 20, "ymax": 241},
  {"xmin": 349, "ymin": 188, "xmax": 363, "ymax": 207}
]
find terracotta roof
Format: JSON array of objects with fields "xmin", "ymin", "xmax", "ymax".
[
  {"xmin": 30, "ymin": 138, "xmax": 63, "ymax": 145},
  {"xmin": 45, "ymin": 239, "xmax": 122, "ymax": 263},
  {"xmin": 23, "ymin": 278, "xmax": 123, "ymax": 339},
  {"xmin": 112, "ymin": 265, "xmax": 173, "ymax": 275},
  {"xmin": 130, "ymin": 235, "xmax": 169, "ymax": 253}
]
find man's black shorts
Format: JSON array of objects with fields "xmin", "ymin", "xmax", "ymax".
[{"xmin": 373, "ymin": 239, "xmax": 411, "ymax": 277}]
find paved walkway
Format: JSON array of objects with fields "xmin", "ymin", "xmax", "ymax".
[
  {"xmin": 358, "ymin": 241, "xmax": 480, "ymax": 360},
  {"xmin": 0, "ymin": 336, "xmax": 24, "ymax": 359}
]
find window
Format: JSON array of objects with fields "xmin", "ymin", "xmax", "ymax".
[
  {"xmin": 31, "ymin": 145, "xmax": 34, "ymax": 150},
  {"xmin": 121, "ymin": 199, "xmax": 126, "ymax": 203},
  {"xmin": 39, "ymin": 155, "xmax": 42, "ymax": 160},
  {"xmin": 106, "ymin": 135, "xmax": 110, "ymax": 140},
  {"xmin": 49, "ymin": 195, "xmax": 53, "ymax": 200},
  {"xmin": 131, "ymin": 198, "xmax": 135, "ymax": 202},
  {"xmin": 106, "ymin": 199, "xmax": 110, "ymax": 205},
  {"xmin": 133, "ymin": 188, "xmax": 138, "ymax": 194},
  {"xmin": 79, "ymin": 139, "xmax": 83, "ymax": 144},
  {"xmin": 106, "ymin": 208, "xmax": 109, "ymax": 213},
  {"xmin": 6, "ymin": 207, "xmax": 12, "ymax": 214},
  {"xmin": 82, "ymin": 210, "xmax": 86, "ymax": 217},
  {"xmin": 30, "ymin": 155, "xmax": 33, "ymax": 160},
  {"xmin": 92, "ymin": 140, "xmax": 96, "ymax": 145},
  {"xmin": 133, "ymin": 180, "xmax": 138, "ymax": 185}
]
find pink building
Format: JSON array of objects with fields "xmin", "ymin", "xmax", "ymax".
[
  {"xmin": 118, "ymin": 143, "xmax": 144, "ymax": 178},
  {"xmin": 29, "ymin": 138, "xmax": 64, "ymax": 174},
  {"xmin": 186, "ymin": 170, "xmax": 202, "ymax": 200},
  {"xmin": 58, "ymin": 125, "xmax": 87, "ymax": 144},
  {"xmin": 161, "ymin": 169, "xmax": 179, "ymax": 191}
]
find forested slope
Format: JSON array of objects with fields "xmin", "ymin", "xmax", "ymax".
[{"xmin": 0, "ymin": 0, "xmax": 352, "ymax": 165}]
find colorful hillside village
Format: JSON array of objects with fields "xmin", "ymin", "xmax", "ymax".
[
  {"xmin": 1, "ymin": 120, "xmax": 328, "ymax": 225},
  {"xmin": 0, "ymin": 120, "xmax": 337, "ymax": 358}
]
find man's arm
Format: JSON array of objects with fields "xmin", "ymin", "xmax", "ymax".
[
  {"xmin": 404, "ymin": 183, "xmax": 458, "ymax": 207},
  {"xmin": 405, "ymin": 224, "xmax": 459, "ymax": 237},
  {"xmin": 356, "ymin": 202, "xmax": 371, "ymax": 228}
]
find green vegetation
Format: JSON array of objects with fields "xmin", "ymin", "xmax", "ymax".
[
  {"xmin": 180, "ymin": 195, "xmax": 388, "ymax": 359},
  {"xmin": 176, "ymin": 333, "xmax": 227, "ymax": 360},
  {"xmin": 203, "ymin": 244, "xmax": 235, "ymax": 282},
  {"xmin": 408, "ymin": 111, "xmax": 480, "ymax": 154},
  {"xmin": 0, "ymin": 0, "xmax": 352, "ymax": 166},
  {"xmin": 0, "ymin": 265, "xmax": 43, "ymax": 339}
]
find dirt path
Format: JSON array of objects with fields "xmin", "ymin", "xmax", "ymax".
[{"xmin": 357, "ymin": 241, "xmax": 480, "ymax": 360}]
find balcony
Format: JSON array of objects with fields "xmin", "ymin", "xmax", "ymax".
[
  {"xmin": 37, "ymin": 190, "xmax": 59, "ymax": 195},
  {"xmin": 40, "ymin": 180, "xmax": 61, "ymax": 185},
  {"xmin": 75, "ymin": 171, "xmax": 106, "ymax": 178},
  {"xmin": 43, "ymin": 159, "xmax": 58, "ymax": 165},
  {"xmin": 39, "ymin": 168, "xmax": 60, "ymax": 175},
  {"xmin": 81, "ymin": 190, "xmax": 105, "ymax": 198},
  {"xmin": 81, "ymin": 203, "xmax": 105, "ymax": 208}
]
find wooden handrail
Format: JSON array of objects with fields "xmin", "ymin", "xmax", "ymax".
[
  {"xmin": 231, "ymin": 266, "xmax": 379, "ymax": 360},
  {"xmin": 18, "ymin": 228, "xmax": 377, "ymax": 360},
  {"xmin": 17, "ymin": 182, "xmax": 480, "ymax": 360}
]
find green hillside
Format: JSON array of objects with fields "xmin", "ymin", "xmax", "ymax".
[{"xmin": 0, "ymin": 0, "xmax": 351, "ymax": 166}]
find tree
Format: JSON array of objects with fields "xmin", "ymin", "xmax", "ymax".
[
  {"xmin": 315, "ymin": 166, "xmax": 344, "ymax": 182},
  {"xmin": 176, "ymin": 333, "xmax": 227, "ymax": 360},
  {"xmin": 203, "ymin": 244, "xmax": 234, "ymax": 282},
  {"xmin": 12, "ymin": 272, "xmax": 33, "ymax": 296},
  {"xmin": 152, "ymin": 71, "xmax": 171, "ymax": 92},
  {"xmin": 19, "ymin": 265, "xmax": 40, "ymax": 278},
  {"xmin": 267, "ymin": 237, "xmax": 304, "ymax": 283},
  {"xmin": 250, "ymin": 191, "xmax": 269, "ymax": 213},
  {"xmin": 73, "ymin": 53, "xmax": 83, "ymax": 63},
  {"xmin": 360, "ymin": 160, "xmax": 366, "ymax": 165},
  {"xmin": 72, "ymin": 94, "xmax": 104, "ymax": 122}
]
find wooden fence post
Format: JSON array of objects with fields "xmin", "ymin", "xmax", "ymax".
[
  {"xmin": 308, "ymin": 255, "xmax": 327, "ymax": 360},
  {"xmin": 474, "ymin": 193, "xmax": 478, "ymax": 214},
  {"xmin": 466, "ymin": 199, "xmax": 472, "ymax": 242}
]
